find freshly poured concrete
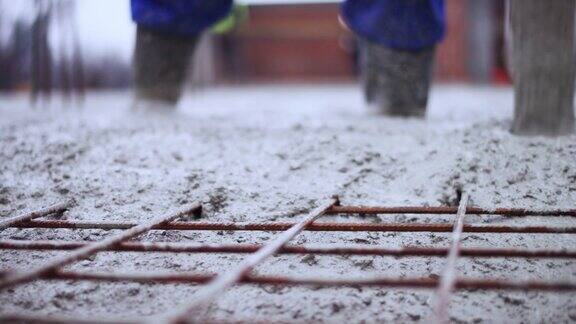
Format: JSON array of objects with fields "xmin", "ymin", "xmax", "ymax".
[{"xmin": 1, "ymin": 85, "xmax": 575, "ymax": 322}]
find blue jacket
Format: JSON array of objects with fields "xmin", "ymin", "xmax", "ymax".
[
  {"xmin": 131, "ymin": 0, "xmax": 233, "ymax": 36},
  {"xmin": 341, "ymin": 0, "xmax": 446, "ymax": 51},
  {"xmin": 131, "ymin": 0, "xmax": 446, "ymax": 50}
]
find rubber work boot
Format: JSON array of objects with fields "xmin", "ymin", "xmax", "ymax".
[
  {"xmin": 133, "ymin": 26, "xmax": 199, "ymax": 109},
  {"xmin": 360, "ymin": 40, "xmax": 435, "ymax": 117}
]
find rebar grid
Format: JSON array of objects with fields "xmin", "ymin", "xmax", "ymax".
[{"xmin": 0, "ymin": 196, "xmax": 575, "ymax": 324}]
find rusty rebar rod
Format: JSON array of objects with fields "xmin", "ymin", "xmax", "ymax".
[
  {"xmin": 434, "ymin": 192, "xmax": 468, "ymax": 323},
  {"xmin": 0, "ymin": 313, "xmax": 137, "ymax": 324},
  {"xmin": 327, "ymin": 205, "xmax": 576, "ymax": 216},
  {"xmin": 0, "ymin": 202, "xmax": 71, "ymax": 231},
  {"xmin": 12, "ymin": 219, "xmax": 576, "ymax": 234},
  {"xmin": 3, "ymin": 270, "xmax": 574, "ymax": 292},
  {"xmin": 154, "ymin": 198, "xmax": 339, "ymax": 324},
  {"xmin": 2, "ymin": 240, "xmax": 576, "ymax": 259},
  {"xmin": 0, "ymin": 202, "xmax": 202, "ymax": 291}
]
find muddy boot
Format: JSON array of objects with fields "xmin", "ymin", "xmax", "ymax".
[
  {"xmin": 509, "ymin": 0, "xmax": 576, "ymax": 136},
  {"xmin": 133, "ymin": 26, "xmax": 199, "ymax": 109},
  {"xmin": 360, "ymin": 40, "xmax": 435, "ymax": 117}
]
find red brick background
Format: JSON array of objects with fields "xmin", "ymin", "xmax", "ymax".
[{"xmin": 217, "ymin": 1, "xmax": 481, "ymax": 83}]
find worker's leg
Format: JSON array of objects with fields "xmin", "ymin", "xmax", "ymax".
[
  {"xmin": 359, "ymin": 40, "xmax": 435, "ymax": 117},
  {"xmin": 341, "ymin": 0, "xmax": 445, "ymax": 116},
  {"xmin": 509, "ymin": 0, "xmax": 575, "ymax": 135},
  {"xmin": 131, "ymin": 0, "xmax": 233, "ymax": 107},
  {"xmin": 133, "ymin": 27, "xmax": 198, "ymax": 106}
]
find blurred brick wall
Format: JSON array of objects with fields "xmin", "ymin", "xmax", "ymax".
[
  {"xmin": 227, "ymin": 4, "xmax": 355, "ymax": 82},
  {"xmin": 218, "ymin": 1, "xmax": 474, "ymax": 83},
  {"xmin": 435, "ymin": 0, "xmax": 469, "ymax": 81}
]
